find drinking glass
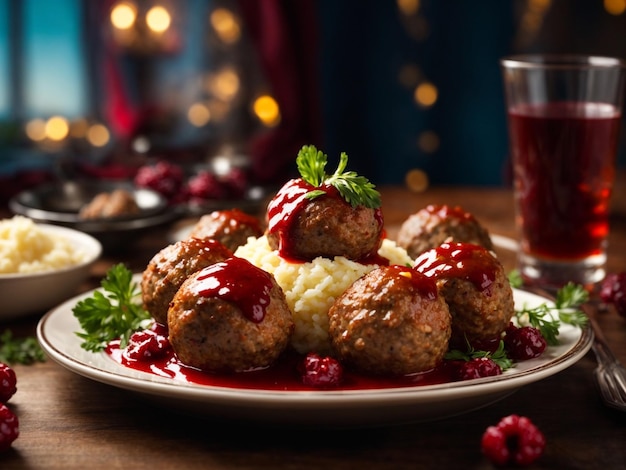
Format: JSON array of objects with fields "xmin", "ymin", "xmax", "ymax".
[{"xmin": 500, "ymin": 55, "xmax": 626, "ymax": 290}]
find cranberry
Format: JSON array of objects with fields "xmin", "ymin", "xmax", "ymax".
[
  {"xmin": 124, "ymin": 328, "xmax": 171, "ymax": 361},
  {"xmin": 223, "ymin": 167, "xmax": 248, "ymax": 198},
  {"xmin": 187, "ymin": 171, "xmax": 228, "ymax": 201},
  {"xmin": 600, "ymin": 272, "xmax": 626, "ymax": 317},
  {"xmin": 504, "ymin": 324, "xmax": 547, "ymax": 360},
  {"xmin": 481, "ymin": 414, "xmax": 546, "ymax": 466},
  {"xmin": 134, "ymin": 161, "xmax": 185, "ymax": 200},
  {"xmin": 452, "ymin": 357, "xmax": 502, "ymax": 381},
  {"xmin": 0, "ymin": 403, "xmax": 19, "ymax": 451},
  {"xmin": 299, "ymin": 353, "xmax": 344, "ymax": 388},
  {"xmin": 0, "ymin": 363, "xmax": 17, "ymax": 403}
]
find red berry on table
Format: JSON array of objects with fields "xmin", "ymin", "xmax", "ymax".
[
  {"xmin": 299, "ymin": 353, "xmax": 344, "ymax": 388},
  {"xmin": 504, "ymin": 324, "xmax": 547, "ymax": 360},
  {"xmin": 599, "ymin": 272, "xmax": 626, "ymax": 317},
  {"xmin": 0, "ymin": 403, "xmax": 19, "ymax": 452},
  {"xmin": 481, "ymin": 414, "xmax": 545, "ymax": 466},
  {"xmin": 0, "ymin": 363, "xmax": 17, "ymax": 403}
]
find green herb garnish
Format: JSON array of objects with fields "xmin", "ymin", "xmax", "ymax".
[
  {"xmin": 0, "ymin": 329, "xmax": 46, "ymax": 365},
  {"xmin": 446, "ymin": 339, "xmax": 513, "ymax": 371},
  {"xmin": 72, "ymin": 263, "xmax": 151, "ymax": 352},
  {"xmin": 296, "ymin": 145, "xmax": 381, "ymax": 208},
  {"xmin": 514, "ymin": 281, "xmax": 589, "ymax": 346}
]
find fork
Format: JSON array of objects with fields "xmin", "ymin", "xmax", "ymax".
[{"xmin": 587, "ymin": 312, "xmax": 626, "ymax": 412}]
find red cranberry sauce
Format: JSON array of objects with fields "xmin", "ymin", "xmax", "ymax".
[
  {"xmin": 386, "ymin": 265, "xmax": 438, "ymax": 300},
  {"xmin": 413, "ymin": 242, "xmax": 498, "ymax": 293},
  {"xmin": 266, "ymin": 178, "xmax": 384, "ymax": 263},
  {"xmin": 266, "ymin": 178, "xmax": 312, "ymax": 255},
  {"xmin": 214, "ymin": 208, "xmax": 262, "ymax": 234},
  {"xmin": 426, "ymin": 203, "xmax": 477, "ymax": 223},
  {"xmin": 188, "ymin": 257, "xmax": 274, "ymax": 323},
  {"xmin": 107, "ymin": 342, "xmax": 456, "ymax": 391}
]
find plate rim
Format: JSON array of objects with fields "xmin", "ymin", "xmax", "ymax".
[{"xmin": 36, "ymin": 287, "xmax": 593, "ymax": 407}]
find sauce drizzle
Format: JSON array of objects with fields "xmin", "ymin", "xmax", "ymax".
[{"xmin": 189, "ymin": 257, "xmax": 274, "ymax": 323}]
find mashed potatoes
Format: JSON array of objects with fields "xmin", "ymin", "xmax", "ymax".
[
  {"xmin": 235, "ymin": 236, "xmax": 413, "ymax": 353},
  {"xmin": 0, "ymin": 216, "xmax": 89, "ymax": 274}
]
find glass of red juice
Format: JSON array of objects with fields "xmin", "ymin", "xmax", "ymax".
[{"xmin": 501, "ymin": 55, "xmax": 625, "ymax": 290}]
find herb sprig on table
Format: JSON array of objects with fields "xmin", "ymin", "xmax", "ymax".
[
  {"xmin": 72, "ymin": 263, "xmax": 151, "ymax": 352},
  {"xmin": 0, "ymin": 329, "xmax": 46, "ymax": 365},
  {"xmin": 296, "ymin": 145, "xmax": 381, "ymax": 209}
]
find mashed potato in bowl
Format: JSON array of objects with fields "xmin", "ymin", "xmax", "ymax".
[
  {"xmin": 0, "ymin": 216, "xmax": 91, "ymax": 274},
  {"xmin": 0, "ymin": 216, "xmax": 102, "ymax": 319},
  {"xmin": 235, "ymin": 235, "xmax": 413, "ymax": 353}
]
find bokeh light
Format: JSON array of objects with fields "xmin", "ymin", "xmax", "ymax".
[{"xmin": 110, "ymin": 2, "xmax": 137, "ymax": 30}]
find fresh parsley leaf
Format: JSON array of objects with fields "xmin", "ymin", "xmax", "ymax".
[
  {"xmin": 296, "ymin": 145, "xmax": 381, "ymax": 209},
  {"xmin": 514, "ymin": 281, "xmax": 589, "ymax": 346},
  {"xmin": 445, "ymin": 339, "xmax": 513, "ymax": 371},
  {"xmin": 0, "ymin": 329, "xmax": 46, "ymax": 365},
  {"xmin": 72, "ymin": 263, "xmax": 151, "ymax": 352}
]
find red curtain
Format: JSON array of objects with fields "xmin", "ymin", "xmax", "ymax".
[{"xmin": 237, "ymin": 0, "xmax": 323, "ymax": 184}]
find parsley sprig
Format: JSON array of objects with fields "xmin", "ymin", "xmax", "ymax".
[
  {"xmin": 445, "ymin": 339, "xmax": 513, "ymax": 371},
  {"xmin": 514, "ymin": 282, "xmax": 589, "ymax": 346},
  {"xmin": 296, "ymin": 145, "xmax": 381, "ymax": 209},
  {"xmin": 72, "ymin": 263, "xmax": 151, "ymax": 352},
  {"xmin": 0, "ymin": 329, "xmax": 46, "ymax": 365}
]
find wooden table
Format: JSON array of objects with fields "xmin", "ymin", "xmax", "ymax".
[{"xmin": 2, "ymin": 184, "xmax": 626, "ymax": 469}]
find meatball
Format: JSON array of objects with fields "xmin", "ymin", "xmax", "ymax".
[
  {"xmin": 328, "ymin": 265, "xmax": 451, "ymax": 376},
  {"xmin": 79, "ymin": 189, "xmax": 140, "ymax": 219},
  {"xmin": 413, "ymin": 242, "xmax": 514, "ymax": 348},
  {"xmin": 141, "ymin": 237, "xmax": 232, "ymax": 325},
  {"xmin": 168, "ymin": 257, "xmax": 294, "ymax": 372},
  {"xmin": 266, "ymin": 179, "xmax": 383, "ymax": 261},
  {"xmin": 397, "ymin": 204, "xmax": 494, "ymax": 259},
  {"xmin": 188, "ymin": 209, "xmax": 263, "ymax": 252}
]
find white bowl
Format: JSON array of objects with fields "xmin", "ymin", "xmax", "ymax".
[{"xmin": 0, "ymin": 224, "xmax": 102, "ymax": 320}]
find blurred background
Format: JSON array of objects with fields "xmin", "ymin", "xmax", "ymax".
[{"xmin": 1, "ymin": 0, "xmax": 626, "ymax": 205}]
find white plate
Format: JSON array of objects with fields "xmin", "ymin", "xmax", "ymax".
[{"xmin": 37, "ymin": 288, "xmax": 592, "ymax": 428}]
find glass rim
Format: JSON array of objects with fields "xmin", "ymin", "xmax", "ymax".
[{"xmin": 500, "ymin": 54, "xmax": 626, "ymax": 70}]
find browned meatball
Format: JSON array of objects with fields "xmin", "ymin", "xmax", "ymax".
[
  {"xmin": 413, "ymin": 242, "xmax": 514, "ymax": 348},
  {"xmin": 79, "ymin": 189, "xmax": 140, "ymax": 219},
  {"xmin": 266, "ymin": 179, "xmax": 383, "ymax": 261},
  {"xmin": 141, "ymin": 238, "xmax": 232, "ymax": 325},
  {"xmin": 397, "ymin": 204, "xmax": 494, "ymax": 259},
  {"xmin": 188, "ymin": 209, "xmax": 263, "ymax": 252},
  {"xmin": 328, "ymin": 265, "xmax": 451, "ymax": 376},
  {"xmin": 168, "ymin": 257, "xmax": 294, "ymax": 372}
]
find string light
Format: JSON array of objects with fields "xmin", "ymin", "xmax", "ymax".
[
  {"xmin": 187, "ymin": 102, "xmax": 211, "ymax": 127},
  {"xmin": 110, "ymin": 2, "xmax": 137, "ymax": 30},
  {"xmin": 210, "ymin": 8, "xmax": 241, "ymax": 44},
  {"xmin": 146, "ymin": 6, "xmax": 171, "ymax": 33},
  {"xmin": 86, "ymin": 124, "xmax": 110, "ymax": 147},
  {"xmin": 252, "ymin": 95, "xmax": 281, "ymax": 127},
  {"xmin": 45, "ymin": 116, "xmax": 70, "ymax": 142}
]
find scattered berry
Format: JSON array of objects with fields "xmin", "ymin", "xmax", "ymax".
[
  {"xmin": 481, "ymin": 414, "xmax": 546, "ymax": 466},
  {"xmin": 299, "ymin": 353, "xmax": 344, "ymax": 388},
  {"xmin": 0, "ymin": 363, "xmax": 17, "ymax": 403},
  {"xmin": 452, "ymin": 357, "xmax": 502, "ymax": 381},
  {"xmin": 187, "ymin": 171, "xmax": 228, "ymax": 201},
  {"xmin": 599, "ymin": 272, "xmax": 626, "ymax": 318},
  {"xmin": 134, "ymin": 161, "xmax": 185, "ymax": 201},
  {"xmin": 504, "ymin": 324, "xmax": 547, "ymax": 360},
  {"xmin": 222, "ymin": 167, "xmax": 249, "ymax": 198},
  {"xmin": 0, "ymin": 403, "xmax": 19, "ymax": 452},
  {"xmin": 124, "ymin": 328, "xmax": 171, "ymax": 361}
]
